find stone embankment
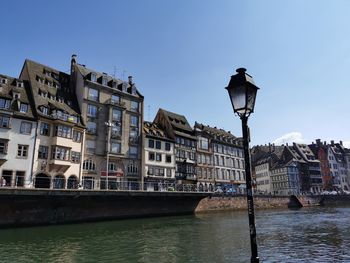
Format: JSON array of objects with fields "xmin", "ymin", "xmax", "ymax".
[{"xmin": 195, "ymin": 194, "xmax": 350, "ymax": 213}]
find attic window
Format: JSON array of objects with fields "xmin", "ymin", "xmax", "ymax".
[
  {"xmin": 102, "ymin": 77, "xmax": 108, "ymax": 86},
  {"xmin": 46, "ymin": 80, "xmax": 52, "ymax": 87},
  {"xmin": 131, "ymin": 85, "xmax": 136, "ymax": 95},
  {"xmin": 41, "ymin": 106, "xmax": 48, "ymax": 115},
  {"xmin": 13, "ymin": 92, "xmax": 20, "ymax": 99},
  {"xmin": 44, "ymin": 71, "xmax": 51, "ymax": 77},
  {"xmin": 16, "ymin": 81, "xmax": 23, "ymax": 88},
  {"xmin": 67, "ymin": 100, "xmax": 72, "ymax": 106},
  {"xmin": 0, "ymin": 78, "xmax": 7, "ymax": 84},
  {"xmin": 54, "ymin": 83, "xmax": 60, "ymax": 89},
  {"xmin": 36, "ymin": 76, "xmax": 44, "ymax": 83},
  {"xmin": 91, "ymin": 73, "xmax": 97, "ymax": 82},
  {"xmin": 20, "ymin": 103, "xmax": 28, "ymax": 113}
]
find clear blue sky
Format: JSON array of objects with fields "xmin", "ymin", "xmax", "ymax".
[{"xmin": 1, "ymin": 0, "xmax": 350, "ymax": 146}]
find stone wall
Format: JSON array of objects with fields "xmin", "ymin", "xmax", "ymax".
[{"xmin": 195, "ymin": 195, "xmax": 291, "ymax": 212}]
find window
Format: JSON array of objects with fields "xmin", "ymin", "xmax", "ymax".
[
  {"xmin": 111, "ymin": 125, "xmax": 121, "ymax": 136},
  {"xmin": 85, "ymin": 140, "xmax": 96, "ymax": 153},
  {"xmin": 0, "ymin": 78, "xmax": 7, "ymax": 84},
  {"xmin": 130, "ymin": 115, "xmax": 138, "ymax": 127},
  {"xmin": 0, "ymin": 116, "xmax": 10, "ymax": 128},
  {"xmin": 127, "ymin": 163, "xmax": 138, "ymax": 174},
  {"xmin": 91, "ymin": 73, "xmax": 97, "ymax": 82},
  {"xmin": 108, "ymin": 162, "xmax": 117, "ymax": 171},
  {"xmin": 87, "ymin": 104, "xmax": 97, "ymax": 117},
  {"xmin": 166, "ymin": 168, "xmax": 171, "ymax": 177},
  {"xmin": 111, "ymin": 95, "xmax": 120, "ymax": 104},
  {"xmin": 51, "ymin": 146, "xmax": 70, "ymax": 160},
  {"xmin": 40, "ymin": 122, "xmax": 50, "ymax": 136},
  {"xmin": 148, "ymin": 139, "xmax": 154, "ymax": 148},
  {"xmin": 129, "ymin": 128, "xmax": 138, "ymax": 142},
  {"xmin": 0, "ymin": 99, "xmax": 10, "ymax": 109},
  {"xmin": 130, "ymin": 101, "xmax": 139, "ymax": 112},
  {"xmin": 71, "ymin": 151, "xmax": 81, "ymax": 163},
  {"xmin": 0, "ymin": 140, "xmax": 8, "ymax": 154},
  {"xmin": 38, "ymin": 145, "xmax": 49, "ymax": 159},
  {"xmin": 165, "ymin": 142, "xmax": 171, "ymax": 151},
  {"xmin": 41, "ymin": 106, "xmax": 49, "ymax": 115},
  {"xmin": 20, "ymin": 103, "xmax": 28, "ymax": 113},
  {"xmin": 20, "ymin": 121, "xmax": 32, "ymax": 134},
  {"xmin": 112, "ymin": 109, "xmax": 122, "ymax": 122},
  {"xmin": 111, "ymin": 142, "xmax": 121, "ymax": 154},
  {"xmin": 129, "ymin": 146, "xmax": 138, "ymax": 158},
  {"xmin": 199, "ymin": 137, "xmax": 209, "ymax": 150},
  {"xmin": 72, "ymin": 130, "xmax": 82, "ymax": 142},
  {"xmin": 102, "ymin": 77, "xmax": 108, "ymax": 86},
  {"xmin": 156, "ymin": 141, "xmax": 161, "ymax": 149},
  {"xmin": 166, "ymin": 155, "xmax": 172, "ymax": 163},
  {"xmin": 88, "ymin": 88, "xmax": 99, "ymax": 101},
  {"xmin": 83, "ymin": 159, "xmax": 96, "ymax": 171},
  {"xmin": 17, "ymin": 145, "xmax": 28, "ymax": 158},
  {"xmin": 87, "ymin": 122, "xmax": 97, "ymax": 134},
  {"xmin": 149, "ymin": 152, "xmax": 155, "ymax": 161},
  {"xmin": 156, "ymin": 153, "xmax": 162, "ymax": 162},
  {"xmin": 55, "ymin": 125, "xmax": 72, "ymax": 138}
]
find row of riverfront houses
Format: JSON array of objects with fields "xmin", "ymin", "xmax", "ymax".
[
  {"xmin": 0, "ymin": 55, "xmax": 246, "ymax": 192},
  {"xmin": 252, "ymin": 140, "xmax": 350, "ymax": 195}
]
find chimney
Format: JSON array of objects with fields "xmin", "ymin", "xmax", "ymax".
[
  {"xmin": 128, "ymin": 76, "xmax": 133, "ymax": 85},
  {"xmin": 340, "ymin": 141, "xmax": 343, "ymax": 146},
  {"xmin": 331, "ymin": 140, "xmax": 334, "ymax": 146},
  {"xmin": 70, "ymin": 54, "xmax": 77, "ymax": 75},
  {"xmin": 323, "ymin": 141, "xmax": 327, "ymax": 146},
  {"xmin": 316, "ymin": 139, "xmax": 321, "ymax": 145},
  {"xmin": 269, "ymin": 143, "xmax": 271, "ymax": 152}
]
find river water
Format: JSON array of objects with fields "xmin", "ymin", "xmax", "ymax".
[{"xmin": 0, "ymin": 206, "xmax": 349, "ymax": 263}]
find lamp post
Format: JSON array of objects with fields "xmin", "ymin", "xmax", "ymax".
[
  {"xmin": 105, "ymin": 121, "xmax": 114, "ymax": 190},
  {"xmin": 225, "ymin": 68, "xmax": 260, "ymax": 263}
]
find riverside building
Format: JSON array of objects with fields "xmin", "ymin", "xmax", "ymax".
[
  {"xmin": 70, "ymin": 55, "xmax": 144, "ymax": 189},
  {"xmin": 153, "ymin": 109, "xmax": 197, "ymax": 187},
  {"xmin": 143, "ymin": 121, "xmax": 175, "ymax": 191},
  {"xmin": 20, "ymin": 60, "xmax": 85, "ymax": 189},
  {"xmin": 0, "ymin": 75, "xmax": 37, "ymax": 187},
  {"xmin": 194, "ymin": 122, "xmax": 215, "ymax": 192}
]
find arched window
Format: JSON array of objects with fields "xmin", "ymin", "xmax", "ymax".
[
  {"xmin": 83, "ymin": 159, "xmax": 96, "ymax": 171},
  {"xmin": 109, "ymin": 162, "xmax": 116, "ymax": 171}
]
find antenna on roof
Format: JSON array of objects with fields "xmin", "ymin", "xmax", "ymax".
[{"xmin": 113, "ymin": 66, "xmax": 117, "ymax": 78}]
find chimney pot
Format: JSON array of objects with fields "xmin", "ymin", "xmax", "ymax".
[
  {"xmin": 340, "ymin": 141, "xmax": 343, "ymax": 146},
  {"xmin": 128, "ymin": 76, "xmax": 133, "ymax": 84}
]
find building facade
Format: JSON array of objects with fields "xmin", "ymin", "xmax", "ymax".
[
  {"xmin": 153, "ymin": 109, "xmax": 197, "ymax": 187},
  {"xmin": 20, "ymin": 60, "xmax": 85, "ymax": 189},
  {"xmin": 70, "ymin": 55, "xmax": 144, "ymax": 189},
  {"xmin": 0, "ymin": 75, "xmax": 37, "ymax": 188},
  {"xmin": 143, "ymin": 121, "xmax": 175, "ymax": 191}
]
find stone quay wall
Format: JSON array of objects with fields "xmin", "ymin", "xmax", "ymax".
[{"xmin": 195, "ymin": 195, "xmax": 291, "ymax": 213}]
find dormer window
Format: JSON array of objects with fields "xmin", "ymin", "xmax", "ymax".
[
  {"xmin": 46, "ymin": 80, "xmax": 52, "ymax": 87},
  {"xmin": 122, "ymin": 83, "xmax": 127, "ymax": 92},
  {"xmin": 102, "ymin": 76, "xmax": 108, "ymax": 86},
  {"xmin": 0, "ymin": 78, "xmax": 7, "ymax": 84},
  {"xmin": 112, "ymin": 81, "xmax": 118, "ymax": 89},
  {"xmin": 36, "ymin": 76, "xmax": 44, "ymax": 83},
  {"xmin": 16, "ymin": 81, "xmax": 23, "ymax": 88},
  {"xmin": 54, "ymin": 83, "xmax": 60, "ymax": 89},
  {"xmin": 13, "ymin": 92, "xmax": 20, "ymax": 100},
  {"xmin": 91, "ymin": 73, "xmax": 97, "ymax": 82},
  {"xmin": 131, "ymin": 85, "xmax": 136, "ymax": 95},
  {"xmin": 20, "ymin": 103, "xmax": 28, "ymax": 113}
]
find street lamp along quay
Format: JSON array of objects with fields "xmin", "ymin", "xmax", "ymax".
[{"xmin": 225, "ymin": 68, "xmax": 260, "ymax": 263}]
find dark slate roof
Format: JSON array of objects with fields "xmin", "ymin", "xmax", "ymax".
[
  {"xmin": 0, "ymin": 74, "xmax": 35, "ymax": 120},
  {"xmin": 21, "ymin": 59, "xmax": 83, "ymax": 127},
  {"xmin": 158, "ymin": 108, "xmax": 193, "ymax": 133},
  {"xmin": 194, "ymin": 122, "xmax": 241, "ymax": 145},
  {"xmin": 75, "ymin": 64, "xmax": 143, "ymax": 98},
  {"xmin": 293, "ymin": 143, "xmax": 319, "ymax": 163},
  {"xmin": 143, "ymin": 121, "xmax": 173, "ymax": 141}
]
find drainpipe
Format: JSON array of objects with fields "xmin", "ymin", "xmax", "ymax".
[{"xmin": 79, "ymin": 129, "xmax": 86, "ymax": 184}]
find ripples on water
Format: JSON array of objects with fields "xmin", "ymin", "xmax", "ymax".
[{"xmin": 0, "ymin": 206, "xmax": 349, "ymax": 263}]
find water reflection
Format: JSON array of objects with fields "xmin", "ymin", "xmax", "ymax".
[{"xmin": 0, "ymin": 207, "xmax": 349, "ymax": 262}]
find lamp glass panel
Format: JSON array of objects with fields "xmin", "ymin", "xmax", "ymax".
[
  {"xmin": 230, "ymin": 85, "xmax": 246, "ymax": 113},
  {"xmin": 246, "ymin": 85, "xmax": 258, "ymax": 113}
]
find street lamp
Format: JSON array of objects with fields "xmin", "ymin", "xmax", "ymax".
[{"xmin": 225, "ymin": 67, "xmax": 260, "ymax": 263}]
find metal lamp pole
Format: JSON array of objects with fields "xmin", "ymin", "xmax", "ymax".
[
  {"xmin": 225, "ymin": 67, "xmax": 260, "ymax": 263},
  {"xmin": 241, "ymin": 115, "xmax": 259, "ymax": 263}
]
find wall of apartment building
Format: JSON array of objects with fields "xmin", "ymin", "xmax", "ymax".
[
  {"xmin": 0, "ymin": 118, "xmax": 37, "ymax": 187},
  {"xmin": 255, "ymin": 162, "xmax": 272, "ymax": 193},
  {"xmin": 144, "ymin": 136, "xmax": 175, "ymax": 180}
]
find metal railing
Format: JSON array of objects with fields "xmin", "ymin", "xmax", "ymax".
[{"xmin": 0, "ymin": 176, "xmax": 217, "ymax": 193}]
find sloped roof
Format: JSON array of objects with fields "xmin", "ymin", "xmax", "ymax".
[
  {"xmin": 75, "ymin": 64, "xmax": 143, "ymax": 98},
  {"xmin": 158, "ymin": 108, "xmax": 193, "ymax": 133},
  {"xmin": 194, "ymin": 122, "xmax": 238, "ymax": 141},
  {"xmin": 293, "ymin": 143, "xmax": 319, "ymax": 163},
  {"xmin": 143, "ymin": 121, "xmax": 173, "ymax": 141},
  {"xmin": 0, "ymin": 74, "xmax": 35, "ymax": 119},
  {"xmin": 21, "ymin": 59, "xmax": 83, "ymax": 126}
]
